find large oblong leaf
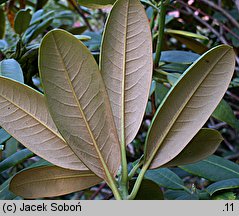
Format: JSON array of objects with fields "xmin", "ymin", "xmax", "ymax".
[
  {"xmin": 39, "ymin": 29, "xmax": 120, "ymax": 181},
  {"xmin": 162, "ymin": 129, "xmax": 223, "ymax": 167},
  {"xmin": 145, "ymin": 45, "xmax": 235, "ymax": 169},
  {"xmin": 0, "ymin": 77, "xmax": 86, "ymax": 170},
  {"xmin": 100, "ymin": 0, "xmax": 153, "ymax": 145},
  {"xmin": 10, "ymin": 166, "xmax": 102, "ymax": 198}
]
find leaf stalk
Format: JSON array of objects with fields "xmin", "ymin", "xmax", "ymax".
[{"xmin": 154, "ymin": 0, "xmax": 169, "ymax": 67}]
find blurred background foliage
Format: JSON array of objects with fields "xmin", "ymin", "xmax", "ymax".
[{"xmin": 0, "ymin": 0, "xmax": 239, "ymax": 200}]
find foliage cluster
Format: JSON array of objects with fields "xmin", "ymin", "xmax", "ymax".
[{"xmin": 0, "ymin": 0, "xmax": 238, "ymax": 200}]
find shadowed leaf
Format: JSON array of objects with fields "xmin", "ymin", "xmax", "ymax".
[
  {"xmin": 163, "ymin": 128, "xmax": 223, "ymax": 167},
  {"xmin": 77, "ymin": 0, "xmax": 116, "ymax": 8},
  {"xmin": 10, "ymin": 166, "xmax": 102, "ymax": 198}
]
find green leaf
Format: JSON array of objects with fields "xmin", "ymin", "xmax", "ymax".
[
  {"xmin": 0, "ymin": 59, "xmax": 24, "ymax": 83},
  {"xmin": 10, "ymin": 166, "xmax": 102, "ymax": 199},
  {"xmin": 212, "ymin": 99, "xmax": 239, "ymax": 131},
  {"xmin": 144, "ymin": 45, "xmax": 235, "ymax": 169},
  {"xmin": 74, "ymin": 35, "xmax": 91, "ymax": 41},
  {"xmin": 144, "ymin": 168, "xmax": 189, "ymax": 191},
  {"xmin": 0, "ymin": 128, "xmax": 11, "ymax": 144},
  {"xmin": 161, "ymin": 63, "xmax": 189, "ymax": 73},
  {"xmin": 77, "ymin": 0, "xmax": 116, "ymax": 8},
  {"xmin": 68, "ymin": 26, "xmax": 87, "ymax": 35},
  {"xmin": 163, "ymin": 129, "xmax": 223, "ymax": 167},
  {"xmin": 160, "ymin": 51, "xmax": 200, "ymax": 64},
  {"xmin": 164, "ymin": 190, "xmax": 198, "ymax": 200},
  {"xmin": 212, "ymin": 192, "xmax": 236, "ymax": 200},
  {"xmin": 167, "ymin": 73, "xmax": 181, "ymax": 86},
  {"xmin": 100, "ymin": 0, "xmax": 153, "ymax": 146},
  {"xmin": 4, "ymin": 137, "xmax": 18, "ymax": 158},
  {"xmin": 39, "ymin": 29, "xmax": 120, "ymax": 181},
  {"xmin": 0, "ymin": 7, "xmax": 5, "ymax": 39},
  {"xmin": 0, "ymin": 39, "xmax": 8, "ymax": 50},
  {"xmin": 83, "ymin": 32, "xmax": 102, "ymax": 51},
  {"xmin": 14, "ymin": 9, "xmax": 32, "ymax": 35},
  {"xmin": 155, "ymin": 83, "xmax": 169, "ymax": 106},
  {"xmin": 206, "ymin": 178, "xmax": 239, "ymax": 196},
  {"xmin": 0, "ymin": 148, "xmax": 34, "ymax": 173},
  {"xmin": 27, "ymin": 10, "xmax": 54, "ymax": 27},
  {"xmin": 165, "ymin": 29, "xmax": 209, "ymax": 41},
  {"xmin": 130, "ymin": 179, "xmax": 164, "ymax": 200},
  {"xmin": 180, "ymin": 155, "xmax": 239, "ymax": 181},
  {"xmin": 23, "ymin": 10, "xmax": 54, "ymax": 43},
  {"xmin": 170, "ymin": 34, "xmax": 208, "ymax": 54}
]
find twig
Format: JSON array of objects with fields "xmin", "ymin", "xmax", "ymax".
[
  {"xmin": 198, "ymin": 0, "xmax": 239, "ymax": 30},
  {"xmin": 151, "ymin": 92, "xmax": 157, "ymax": 115},
  {"xmin": 226, "ymin": 91, "xmax": 239, "ymax": 102},
  {"xmin": 175, "ymin": 1, "xmax": 228, "ymax": 44},
  {"xmin": 223, "ymin": 138, "xmax": 236, "ymax": 152},
  {"xmin": 172, "ymin": 1, "xmax": 239, "ymax": 42},
  {"xmin": 225, "ymin": 152, "xmax": 239, "ymax": 160},
  {"xmin": 90, "ymin": 183, "xmax": 107, "ymax": 200},
  {"xmin": 154, "ymin": 0, "xmax": 169, "ymax": 67},
  {"xmin": 208, "ymin": 122, "xmax": 227, "ymax": 129},
  {"xmin": 67, "ymin": 0, "xmax": 93, "ymax": 31},
  {"xmin": 104, "ymin": 193, "xmax": 114, "ymax": 200},
  {"xmin": 77, "ymin": 191, "xmax": 85, "ymax": 199},
  {"xmin": 235, "ymin": 0, "xmax": 239, "ymax": 12},
  {"xmin": 218, "ymin": 0, "xmax": 223, "ymax": 36}
]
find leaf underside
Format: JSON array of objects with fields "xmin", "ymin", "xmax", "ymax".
[
  {"xmin": 77, "ymin": 0, "xmax": 116, "ymax": 8},
  {"xmin": 145, "ymin": 45, "xmax": 235, "ymax": 169},
  {"xmin": 0, "ymin": 77, "xmax": 87, "ymax": 171},
  {"xmin": 100, "ymin": 0, "xmax": 153, "ymax": 145},
  {"xmin": 162, "ymin": 128, "xmax": 223, "ymax": 167},
  {"xmin": 10, "ymin": 166, "xmax": 102, "ymax": 198},
  {"xmin": 39, "ymin": 30, "xmax": 120, "ymax": 181}
]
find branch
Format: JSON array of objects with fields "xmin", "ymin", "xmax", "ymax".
[
  {"xmin": 67, "ymin": 0, "xmax": 93, "ymax": 31},
  {"xmin": 235, "ymin": 0, "xmax": 239, "ymax": 12},
  {"xmin": 198, "ymin": 0, "xmax": 239, "ymax": 30}
]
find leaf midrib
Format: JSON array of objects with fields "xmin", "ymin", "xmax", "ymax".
[
  {"xmin": 120, "ymin": 0, "xmax": 130, "ymax": 146},
  {"xmin": 52, "ymin": 33, "xmax": 111, "ymax": 180},
  {"xmin": 204, "ymin": 159, "xmax": 239, "ymax": 177}
]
